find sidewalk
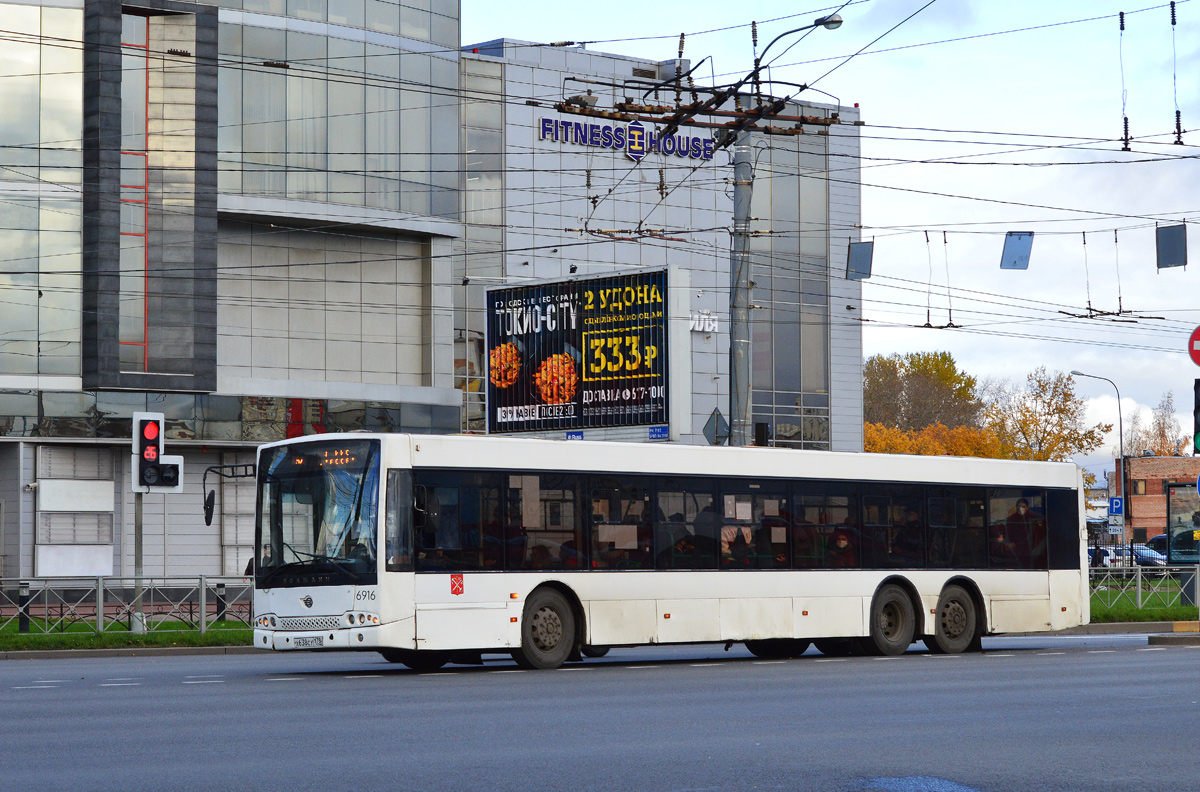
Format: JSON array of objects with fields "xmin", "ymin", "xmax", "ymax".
[{"xmin": 3, "ymin": 621, "xmax": 1198, "ymax": 661}]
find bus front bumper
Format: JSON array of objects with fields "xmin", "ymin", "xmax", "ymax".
[{"xmin": 254, "ymin": 626, "xmax": 383, "ymax": 651}]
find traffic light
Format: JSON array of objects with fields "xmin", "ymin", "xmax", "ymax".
[
  {"xmin": 137, "ymin": 416, "xmax": 164, "ymax": 486},
  {"xmin": 131, "ymin": 412, "xmax": 183, "ymax": 493}
]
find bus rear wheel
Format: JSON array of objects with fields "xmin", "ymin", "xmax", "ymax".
[
  {"xmin": 745, "ymin": 639, "xmax": 811, "ymax": 659},
  {"xmin": 927, "ymin": 585, "xmax": 977, "ymax": 654},
  {"xmin": 380, "ymin": 648, "xmax": 449, "ymax": 672},
  {"xmin": 511, "ymin": 588, "xmax": 576, "ymax": 670},
  {"xmin": 866, "ymin": 584, "xmax": 915, "ymax": 656}
]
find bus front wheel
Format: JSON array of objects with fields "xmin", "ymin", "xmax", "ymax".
[
  {"xmin": 511, "ymin": 588, "xmax": 576, "ymax": 670},
  {"xmin": 866, "ymin": 584, "xmax": 915, "ymax": 656},
  {"xmin": 380, "ymin": 648, "xmax": 449, "ymax": 672},
  {"xmin": 926, "ymin": 585, "xmax": 977, "ymax": 655}
]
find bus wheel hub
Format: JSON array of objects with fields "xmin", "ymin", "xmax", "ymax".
[
  {"xmin": 530, "ymin": 606, "xmax": 563, "ymax": 650},
  {"xmin": 941, "ymin": 602, "xmax": 967, "ymax": 638}
]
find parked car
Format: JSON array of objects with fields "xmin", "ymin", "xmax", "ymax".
[
  {"xmin": 1130, "ymin": 545, "xmax": 1167, "ymax": 567},
  {"xmin": 1145, "ymin": 534, "xmax": 1168, "ymax": 554},
  {"xmin": 1090, "ymin": 547, "xmax": 1130, "ymax": 568}
]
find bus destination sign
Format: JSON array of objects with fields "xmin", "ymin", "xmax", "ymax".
[{"xmin": 486, "ymin": 269, "xmax": 669, "ymax": 433}]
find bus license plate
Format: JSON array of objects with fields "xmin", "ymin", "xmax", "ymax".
[{"xmin": 294, "ymin": 636, "xmax": 323, "ymax": 648}]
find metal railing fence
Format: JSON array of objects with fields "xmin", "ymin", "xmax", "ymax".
[
  {"xmin": 0, "ymin": 577, "xmax": 253, "ymax": 635},
  {"xmin": 1090, "ymin": 564, "xmax": 1200, "ymax": 610},
  {"xmin": 1, "ymin": 567, "xmax": 1194, "ymax": 636}
]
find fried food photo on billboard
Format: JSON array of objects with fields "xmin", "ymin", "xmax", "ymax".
[
  {"xmin": 489, "ymin": 342, "xmax": 521, "ymax": 388},
  {"xmin": 534, "ymin": 353, "xmax": 578, "ymax": 404}
]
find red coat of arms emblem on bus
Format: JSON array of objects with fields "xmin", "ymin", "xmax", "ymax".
[{"xmin": 450, "ymin": 574, "xmax": 464, "ymax": 596}]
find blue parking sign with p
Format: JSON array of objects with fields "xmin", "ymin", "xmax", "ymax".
[{"xmin": 1109, "ymin": 497, "xmax": 1123, "ymax": 516}]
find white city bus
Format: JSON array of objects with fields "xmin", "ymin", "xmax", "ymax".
[{"xmin": 249, "ymin": 434, "xmax": 1087, "ymax": 670}]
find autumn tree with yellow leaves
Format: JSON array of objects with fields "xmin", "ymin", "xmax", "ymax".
[
  {"xmin": 864, "ymin": 357, "xmax": 1111, "ymax": 464},
  {"xmin": 983, "ymin": 367, "xmax": 1111, "ymax": 461}
]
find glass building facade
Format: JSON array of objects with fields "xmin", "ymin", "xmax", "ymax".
[
  {"xmin": 749, "ymin": 131, "xmax": 833, "ymax": 449},
  {"xmin": 216, "ymin": 0, "xmax": 460, "ymax": 216},
  {"xmin": 0, "ymin": 3, "xmax": 84, "ymax": 378},
  {"xmin": 0, "ymin": 0, "xmax": 464, "ymax": 580}
]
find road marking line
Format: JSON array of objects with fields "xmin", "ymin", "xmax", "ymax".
[
  {"xmin": 13, "ymin": 685, "xmax": 57, "ymax": 689},
  {"xmin": 689, "ymin": 663, "xmax": 721, "ymax": 667},
  {"xmin": 1087, "ymin": 650, "xmax": 1117, "ymax": 654},
  {"xmin": 873, "ymin": 657, "xmax": 899, "ymax": 661},
  {"xmin": 182, "ymin": 680, "xmax": 224, "ymax": 684},
  {"xmin": 558, "ymin": 667, "xmax": 594, "ymax": 671},
  {"xmin": 987, "ymin": 653, "xmax": 1015, "ymax": 657},
  {"xmin": 344, "ymin": 674, "xmax": 381, "ymax": 679},
  {"xmin": 266, "ymin": 677, "xmax": 303, "ymax": 682},
  {"xmin": 186, "ymin": 674, "xmax": 224, "ymax": 679},
  {"xmin": 815, "ymin": 658, "xmax": 848, "ymax": 663},
  {"xmin": 34, "ymin": 680, "xmax": 66, "ymax": 683},
  {"xmin": 107, "ymin": 677, "xmax": 140, "ymax": 681},
  {"xmin": 1035, "ymin": 652, "xmax": 1065, "ymax": 656},
  {"xmin": 625, "ymin": 665, "xmax": 656, "ymax": 669},
  {"xmin": 100, "ymin": 682, "xmax": 141, "ymax": 687},
  {"xmin": 1137, "ymin": 647, "xmax": 1167, "ymax": 652},
  {"xmin": 752, "ymin": 661, "xmax": 786, "ymax": 665},
  {"xmin": 495, "ymin": 669, "xmax": 525, "ymax": 673}
]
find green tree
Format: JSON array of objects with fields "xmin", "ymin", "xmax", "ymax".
[
  {"xmin": 984, "ymin": 367, "xmax": 1111, "ymax": 461},
  {"xmin": 863, "ymin": 351, "xmax": 983, "ymax": 431}
]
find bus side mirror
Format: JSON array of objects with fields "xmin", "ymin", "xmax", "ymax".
[{"xmin": 204, "ymin": 490, "xmax": 216, "ymax": 526}]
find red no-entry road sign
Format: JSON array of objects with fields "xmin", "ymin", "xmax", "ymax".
[{"xmin": 1191, "ymin": 326, "xmax": 1200, "ymax": 366}]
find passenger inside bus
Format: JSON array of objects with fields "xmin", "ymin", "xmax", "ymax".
[{"xmin": 827, "ymin": 530, "xmax": 857, "ymax": 568}]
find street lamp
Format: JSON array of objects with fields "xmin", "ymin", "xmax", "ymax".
[
  {"xmin": 753, "ymin": 15, "xmax": 844, "ymax": 79},
  {"xmin": 1071, "ymin": 370, "xmax": 1125, "ymax": 555}
]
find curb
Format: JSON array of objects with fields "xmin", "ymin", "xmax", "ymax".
[
  {"xmin": 0, "ymin": 646, "xmax": 261, "ymax": 662},
  {"xmin": 3, "ymin": 621, "xmax": 1198, "ymax": 660},
  {"xmin": 1147, "ymin": 633, "xmax": 1200, "ymax": 646},
  {"xmin": 1003, "ymin": 621, "xmax": 1181, "ymax": 637}
]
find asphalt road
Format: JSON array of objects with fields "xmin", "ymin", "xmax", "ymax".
[{"xmin": 1, "ymin": 634, "xmax": 1195, "ymax": 792}]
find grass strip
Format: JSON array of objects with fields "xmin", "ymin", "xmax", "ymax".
[
  {"xmin": 1091, "ymin": 598, "xmax": 1198, "ymax": 623},
  {"xmin": 0, "ymin": 623, "xmax": 252, "ymax": 653}
]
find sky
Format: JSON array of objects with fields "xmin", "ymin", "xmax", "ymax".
[{"xmin": 460, "ymin": 0, "xmax": 1200, "ymax": 472}]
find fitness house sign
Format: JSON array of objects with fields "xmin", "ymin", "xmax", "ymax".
[{"xmin": 539, "ymin": 117, "xmax": 715, "ymax": 162}]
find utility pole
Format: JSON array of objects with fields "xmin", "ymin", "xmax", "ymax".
[
  {"xmin": 553, "ymin": 13, "xmax": 847, "ymax": 447},
  {"xmin": 729, "ymin": 132, "xmax": 753, "ymax": 447}
]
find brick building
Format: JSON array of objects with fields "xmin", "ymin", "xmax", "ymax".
[{"xmin": 1106, "ymin": 455, "xmax": 1200, "ymax": 542}]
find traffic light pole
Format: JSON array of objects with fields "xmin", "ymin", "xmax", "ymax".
[{"xmin": 133, "ymin": 492, "xmax": 145, "ymax": 634}]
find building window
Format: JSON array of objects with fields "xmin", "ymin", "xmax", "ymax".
[{"xmin": 1132, "ymin": 480, "xmax": 1146, "ymax": 495}]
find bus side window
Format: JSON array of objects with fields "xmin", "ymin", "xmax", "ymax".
[
  {"xmin": 508, "ymin": 474, "xmax": 583, "ymax": 571},
  {"xmin": 385, "ymin": 469, "xmax": 412, "ymax": 572},
  {"xmin": 926, "ymin": 496, "xmax": 956, "ymax": 567},
  {"xmin": 988, "ymin": 489, "xmax": 1048, "ymax": 570},
  {"xmin": 414, "ymin": 485, "xmax": 461, "ymax": 570},
  {"xmin": 589, "ymin": 476, "xmax": 651, "ymax": 570},
  {"xmin": 655, "ymin": 479, "xmax": 717, "ymax": 570},
  {"xmin": 1046, "ymin": 488, "xmax": 1080, "ymax": 570}
]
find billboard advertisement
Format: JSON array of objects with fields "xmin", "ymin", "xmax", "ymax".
[{"xmin": 486, "ymin": 269, "xmax": 669, "ymax": 433}]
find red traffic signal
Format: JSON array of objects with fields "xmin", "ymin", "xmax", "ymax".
[{"xmin": 137, "ymin": 417, "xmax": 165, "ymax": 486}]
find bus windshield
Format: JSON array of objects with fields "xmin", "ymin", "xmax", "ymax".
[{"xmin": 255, "ymin": 439, "xmax": 380, "ymax": 587}]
